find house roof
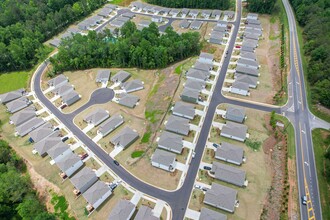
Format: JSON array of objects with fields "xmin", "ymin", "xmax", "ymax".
[
  {"xmin": 221, "ymin": 121, "xmax": 248, "ymax": 140},
  {"xmin": 226, "ymin": 106, "xmax": 246, "ymax": 119},
  {"xmin": 211, "ymin": 10, "xmax": 222, "ymax": 16},
  {"xmin": 118, "ymin": 94, "xmax": 140, "ymax": 108},
  {"xmin": 135, "ymin": 205, "xmax": 159, "ymax": 220},
  {"xmin": 110, "ymin": 19, "xmax": 126, "ymax": 28},
  {"xmin": 185, "ymin": 79, "xmax": 205, "ymax": 91},
  {"xmin": 240, "ymin": 51, "xmax": 256, "ymax": 60},
  {"xmin": 172, "ymin": 101, "xmax": 195, "ymax": 119},
  {"xmin": 244, "ymin": 27, "xmax": 262, "ymax": 36},
  {"xmin": 83, "ymin": 108, "xmax": 109, "ymax": 125},
  {"xmin": 216, "ymin": 142, "xmax": 244, "ymax": 164},
  {"xmin": 200, "ymin": 207, "xmax": 227, "ymax": 220},
  {"xmin": 152, "ymin": 149, "xmax": 176, "ymax": 167},
  {"xmin": 70, "ymin": 167, "xmax": 98, "ymax": 192},
  {"xmin": 165, "ymin": 115, "xmax": 190, "ymax": 136},
  {"xmin": 242, "ymin": 39, "xmax": 258, "ymax": 48},
  {"xmin": 246, "ymin": 23, "xmax": 262, "ymax": 30},
  {"xmin": 117, "ymin": 16, "xmax": 130, "ymax": 23},
  {"xmin": 204, "ymin": 183, "xmax": 237, "ymax": 212},
  {"xmin": 181, "ymin": 8, "xmax": 190, "ymax": 14},
  {"xmin": 104, "ymin": 3, "xmax": 117, "ymax": 9},
  {"xmin": 217, "ymin": 20, "xmax": 228, "ymax": 26},
  {"xmin": 190, "ymin": 20, "xmax": 203, "ymax": 29},
  {"xmin": 99, "ymin": 114, "xmax": 124, "ymax": 134},
  {"xmin": 158, "ymin": 131, "xmax": 183, "ymax": 153},
  {"xmin": 244, "ymin": 33, "xmax": 259, "ymax": 40},
  {"xmin": 122, "ymin": 12, "xmax": 135, "ymax": 18},
  {"xmin": 15, "ymin": 117, "xmax": 45, "ymax": 136},
  {"xmin": 121, "ymin": 79, "xmax": 143, "ymax": 92},
  {"xmin": 62, "ymin": 90, "xmax": 79, "ymax": 103},
  {"xmin": 201, "ymin": 10, "xmax": 212, "ymax": 16},
  {"xmin": 29, "ymin": 122, "xmax": 54, "ymax": 142},
  {"xmin": 235, "ymin": 73, "xmax": 258, "ymax": 87},
  {"xmin": 83, "ymin": 181, "xmax": 112, "ymax": 207},
  {"xmin": 96, "ymin": 69, "xmax": 111, "ymax": 81},
  {"xmin": 10, "ymin": 108, "xmax": 36, "ymax": 126},
  {"xmin": 47, "ymin": 142, "xmax": 70, "ymax": 159},
  {"xmin": 52, "ymin": 83, "xmax": 73, "ymax": 96},
  {"xmin": 34, "ymin": 137, "xmax": 62, "ymax": 156},
  {"xmin": 247, "ymin": 13, "xmax": 258, "ymax": 19},
  {"xmin": 181, "ymin": 87, "xmax": 200, "ymax": 100},
  {"xmin": 232, "ymin": 81, "xmax": 249, "ymax": 91},
  {"xmin": 6, "ymin": 97, "xmax": 30, "ymax": 112},
  {"xmin": 110, "ymin": 127, "xmax": 139, "ymax": 148},
  {"xmin": 237, "ymin": 58, "xmax": 259, "ymax": 68},
  {"xmin": 186, "ymin": 68, "xmax": 209, "ymax": 81},
  {"xmin": 189, "ymin": 9, "xmax": 199, "ymax": 15},
  {"xmin": 152, "ymin": 15, "xmax": 162, "ymax": 20},
  {"xmin": 210, "ymin": 32, "xmax": 224, "ymax": 41},
  {"xmin": 48, "ymin": 74, "xmax": 67, "ymax": 87},
  {"xmin": 236, "ymin": 66, "xmax": 258, "ymax": 76},
  {"xmin": 111, "ymin": 70, "xmax": 131, "ymax": 83},
  {"xmin": 193, "ymin": 61, "xmax": 212, "ymax": 72},
  {"xmin": 247, "ymin": 19, "xmax": 261, "ymax": 25},
  {"xmin": 211, "ymin": 161, "xmax": 246, "ymax": 186},
  {"xmin": 223, "ymin": 10, "xmax": 235, "ymax": 17},
  {"xmin": 97, "ymin": 7, "xmax": 112, "ymax": 17},
  {"xmin": 107, "ymin": 199, "xmax": 135, "ymax": 220},
  {"xmin": 169, "ymin": 9, "xmax": 180, "ymax": 14},
  {"xmin": 56, "ymin": 151, "xmax": 82, "ymax": 172},
  {"xmin": 0, "ymin": 88, "xmax": 25, "ymax": 104},
  {"xmin": 139, "ymin": 20, "xmax": 152, "ymax": 27},
  {"xmin": 213, "ymin": 26, "xmax": 227, "ymax": 32},
  {"xmin": 179, "ymin": 20, "xmax": 190, "ymax": 28},
  {"xmin": 199, "ymin": 52, "xmax": 214, "ymax": 62}
]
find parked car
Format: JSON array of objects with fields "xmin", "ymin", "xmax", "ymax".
[
  {"xmin": 113, "ymin": 160, "xmax": 120, "ymax": 166},
  {"xmin": 235, "ymin": 45, "xmax": 241, "ymax": 48},
  {"xmin": 302, "ymin": 195, "xmax": 307, "ymax": 205},
  {"xmin": 194, "ymin": 184, "xmax": 202, "ymax": 190},
  {"xmin": 80, "ymin": 153, "xmax": 88, "ymax": 160},
  {"xmin": 212, "ymin": 143, "xmax": 219, "ymax": 148},
  {"xmin": 109, "ymin": 183, "xmax": 118, "ymax": 191},
  {"xmin": 203, "ymin": 166, "xmax": 212, "ymax": 171},
  {"xmin": 202, "ymin": 187, "xmax": 208, "ymax": 192},
  {"xmin": 192, "ymin": 151, "xmax": 196, "ymax": 158},
  {"xmin": 61, "ymin": 136, "xmax": 69, "ymax": 142},
  {"xmin": 53, "ymin": 127, "xmax": 60, "ymax": 131},
  {"xmin": 60, "ymin": 104, "xmax": 67, "ymax": 109}
]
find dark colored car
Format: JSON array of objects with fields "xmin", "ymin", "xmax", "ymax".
[
  {"xmin": 53, "ymin": 127, "xmax": 60, "ymax": 131},
  {"xmin": 80, "ymin": 153, "xmax": 88, "ymax": 160},
  {"xmin": 212, "ymin": 143, "xmax": 219, "ymax": 148},
  {"xmin": 60, "ymin": 104, "xmax": 67, "ymax": 109},
  {"xmin": 114, "ymin": 160, "xmax": 120, "ymax": 166},
  {"xmin": 61, "ymin": 136, "xmax": 69, "ymax": 142},
  {"xmin": 203, "ymin": 166, "xmax": 212, "ymax": 170},
  {"xmin": 109, "ymin": 183, "xmax": 118, "ymax": 191}
]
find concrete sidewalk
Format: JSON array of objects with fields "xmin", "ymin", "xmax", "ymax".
[
  {"xmin": 153, "ymin": 200, "xmax": 165, "ymax": 218},
  {"xmin": 109, "ymin": 146, "xmax": 123, "ymax": 158},
  {"xmin": 130, "ymin": 191, "xmax": 143, "ymax": 206},
  {"xmin": 82, "ymin": 124, "xmax": 94, "ymax": 133}
]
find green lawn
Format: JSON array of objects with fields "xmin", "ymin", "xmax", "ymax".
[
  {"xmin": 274, "ymin": 114, "xmax": 295, "ymax": 158},
  {"xmin": 312, "ymin": 129, "xmax": 330, "ymax": 220},
  {"xmin": 131, "ymin": 150, "xmax": 144, "ymax": 158},
  {"xmin": 0, "ymin": 71, "xmax": 30, "ymax": 94}
]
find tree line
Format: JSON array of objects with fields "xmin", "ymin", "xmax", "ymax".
[
  {"xmin": 0, "ymin": 139, "xmax": 55, "ymax": 219},
  {"xmin": 289, "ymin": 0, "xmax": 330, "ymax": 108},
  {"xmin": 0, "ymin": 0, "xmax": 106, "ymax": 72},
  {"xmin": 246, "ymin": 0, "xmax": 276, "ymax": 14},
  {"xmin": 50, "ymin": 22, "xmax": 201, "ymax": 72},
  {"xmin": 146, "ymin": 0, "xmax": 230, "ymax": 10}
]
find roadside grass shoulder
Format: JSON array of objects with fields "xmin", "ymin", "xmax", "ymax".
[{"xmin": 274, "ymin": 114, "xmax": 295, "ymax": 158}]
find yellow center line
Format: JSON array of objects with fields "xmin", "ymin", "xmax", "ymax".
[{"xmin": 292, "ymin": 38, "xmax": 305, "ymax": 111}]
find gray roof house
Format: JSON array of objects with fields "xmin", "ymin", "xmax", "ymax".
[
  {"xmin": 193, "ymin": 61, "xmax": 213, "ymax": 72},
  {"xmin": 213, "ymin": 26, "xmax": 227, "ymax": 32},
  {"xmin": 181, "ymin": 87, "xmax": 200, "ymax": 104},
  {"xmin": 96, "ymin": 70, "xmax": 111, "ymax": 83},
  {"xmin": 117, "ymin": 16, "xmax": 131, "ymax": 23},
  {"xmin": 139, "ymin": 20, "xmax": 152, "ymax": 28},
  {"xmin": 242, "ymin": 39, "xmax": 259, "ymax": 49},
  {"xmin": 6, "ymin": 97, "xmax": 31, "ymax": 113},
  {"xmin": 221, "ymin": 121, "xmax": 248, "ymax": 142},
  {"xmin": 217, "ymin": 20, "xmax": 228, "ymax": 27},
  {"xmin": 211, "ymin": 10, "xmax": 222, "ymax": 19},
  {"xmin": 201, "ymin": 10, "xmax": 212, "ymax": 18},
  {"xmin": 121, "ymin": 79, "xmax": 144, "ymax": 93},
  {"xmin": 185, "ymin": 79, "xmax": 205, "ymax": 91},
  {"xmin": 244, "ymin": 32, "xmax": 259, "ymax": 40},
  {"xmin": 230, "ymin": 81, "xmax": 249, "ymax": 96},
  {"xmin": 216, "ymin": 142, "xmax": 244, "ymax": 165},
  {"xmin": 151, "ymin": 149, "xmax": 176, "ymax": 172},
  {"xmin": 235, "ymin": 66, "xmax": 259, "ymax": 77},
  {"xmin": 29, "ymin": 123, "xmax": 59, "ymax": 143},
  {"xmin": 225, "ymin": 106, "xmax": 246, "ymax": 123},
  {"xmin": 110, "ymin": 19, "xmax": 126, "ymax": 28},
  {"xmin": 56, "ymin": 151, "xmax": 83, "ymax": 177},
  {"xmin": 169, "ymin": 9, "xmax": 180, "ymax": 17},
  {"xmin": 204, "ymin": 183, "xmax": 237, "ymax": 213},
  {"xmin": 179, "ymin": 20, "xmax": 190, "ymax": 29},
  {"xmin": 158, "ymin": 131, "xmax": 183, "ymax": 154},
  {"xmin": 198, "ymin": 52, "xmax": 214, "ymax": 64},
  {"xmin": 33, "ymin": 137, "xmax": 62, "ymax": 157},
  {"xmin": 247, "ymin": 13, "xmax": 258, "ymax": 20},
  {"xmin": 104, "ymin": 3, "xmax": 117, "ymax": 9},
  {"xmin": 52, "ymin": 83, "xmax": 74, "ymax": 97},
  {"xmin": 235, "ymin": 73, "xmax": 258, "ymax": 88},
  {"xmin": 223, "ymin": 10, "xmax": 235, "ymax": 19},
  {"xmin": 152, "ymin": 15, "xmax": 163, "ymax": 23},
  {"xmin": 244, "ymin": 28, "xmax": 262, "ymax": 36},
  {"xmin": 98, "ymin": 114, "xmax": 124, "ymax": 137},
  {"xmin": 110, "ymin": 127, "xmax": 139, "ymax": 149},
  {"xmin": 188, "ymin": 9, "xmax": 199, "ymax": 18},
  {"xmin": 47, "ymin": 142, "xmax": 72, "ymax": 163},
  {"xmin": 241, "ymin": 45, "xmax": 255, "ymax": 53},
  {"xmin": 0, "ymin": 88, "xmax": 25, "ymax": 104},
  {"xmin": 209, "ymin": 32, "xmax": 224, "ymax": 45},
  {"xmin": 211, "ymin": 161, "xmax": 246, "ymax": 187},
  {"xmin": 240, "ymin": 51, "xmax": 257, "ymax": 61},
  {"xmin": 165, "ymin": 115, "xmax": 190, "ymax": 136},
  {"xmin": 190, "ymin": 20, "xmax": 203, "ymax": 30},
  {"xmin": 118, "ymin": 93, "xmax": 140, "ymax": 108},
  {"xmin": 199, "ymin": 207, "xmax": 227, "ymax": 220},
  {"xmin": 186, "ymin": 68, "xmax": 210, "ymax": 82},
  {"xmin": 83, "ymin": 181, "xmax": 112, "ymax": 210},
  {"xmin": 97, "ymin": 7, "xmax": 112, "ymax": 17},
  {"xmin": 15, "ymin": 117, "xmax": 45, "ymax": 137},
  {"xmin": 111, "ymin": 70, "xmax": 131, "ymax": 83},
  {"xmin": 246, "ymin": 18, "xmax": 261, "ymax": 25},
  {"xmin": 62, "ymin": 91, "xmax": 80, "ymax": 106},
  {"xmin": 246, "ymin": 23, "xmax": 262, "ymax": 31},
  {"xmin": 237, "ymin": 58, "xmax": 259, "ymax": 69},
  {"xmin": 70, "ymin": 167, "xmax": 98, "ymax": 194},
  {"xmin": 107, "ymin": 199, "xmax": 135, "ymax": 220},
  {"xmin": 135, "ymin": 205, "xmax": 159, "ymax": 220},
  {"xmin": 181, "ymin": 8, "xmax": 190, "ymax": 17},
  {"xmin": 172, "ymin": 101, "xmax": 195, "ymax": 120},
  {"xmin": 122, "ymin": 12, "xmax": 135, "ymax": 19},
  {"xmin": 9, "ymin": 108, "xmax": 36, "ymax": 126},
  {"xmin": 47, "ymin": 74, "xmax": 68, "ymax": 88},
  {"xmin": 83, "ymin": 108, "xmax": 109, "ymax": 126}
]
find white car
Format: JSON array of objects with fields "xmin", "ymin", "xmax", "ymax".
[
  {"xmin": 192, "ymin": 151, "xmax": 196, "ymax": 158},
  {"xmin": 194, "ymin": 184, "xmax": 202, "ymax": 190}
]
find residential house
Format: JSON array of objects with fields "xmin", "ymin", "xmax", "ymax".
[
  {"xmin": 184, "ymin": 79, "xmax": 205, "ymax": 91},
  {"xmin": 199, "ymin": 207, "xmax": 227, "ymax": 220},
  {"xmin": 193, "ymin": 61, "xmax": 213, "ymax": 72},
  {"xmin": 122, "ymin": 12, "xmax": 135, "ymax": 19},
  {"xmin": 244, "ymin": 28, "xmax": 262, "ymax": 36},
  {"xmin": 230, "ymin": 81, "xmax": 249, "ymax": 96},
  {"xmin": 198, "ymin": 52, "xmax": 214, "ymax": 64},
  {"xmin": 241, "ymin": 45, "xmax": 255, "ymax": 53},
  {"xmin": 130, "ymin": 2, "xmax": 145, "ymax": 11},
  {"xmin": 62, "ymin": 91, "xmax": 80, "ymax": 106},
  {"xmin": 6, "ymin": 97, "xmax": 31, "ymax": 113},
  {"xmin": 217, "ymin": 20, "xmax": 228, "ymax": 28},
  {"xmin": 188, "ymin": 9, "xmax": 199, "ymax": 18},
  {"xmin": 242, "ymin": 39, "xmax": 258, "ymax": 49},
  {"xmin": 158, "ymin": 131, "xmax": 183, "ymax": 154},
  {"xmin": 151, "ymin": 149, "xmax": 176, "ymax": 172},
  {"xmin": 215, "ymin": 142, "xmax": 244, "ymax": 165},
  {"xmin": 211, "ymin": 10, "xmax": 222, "ymax": 19},
  {"xmin": 47, "ymin": 74, "xmax": 68, "ymax": 88},
  {"xmin": 179, "ymin": 20, "xmax": 190, "ymax": 29},
  {"xmin": 151, "ymin": 16, "xmax": 163, "ymax": 23},
  {"xmin": 181, "ymin": 8, "xmax": 190, "ymax": 17},
  {"xmin": 47, "ymin": 142, "xmax": 72, "ymax": 163},
  {"xmin": 172, "ymin": 101, "xmax": 195, "ymax": 120},
  {"xmin": 107, "ymin": 199, "xmax": 135, "ymax": 220},
  {"xmin": 245, "ymin": 23, "xmax": 262, "ymax": 31},
  {"xmin": 247, "ymin": 13, "xmax": 258, "ymax": 20},
  {"xmin": 186, "ymin": 68, "xmax": 210, "ymax": 82},
  {"xmin": 83, "ymin": 108, "xmax": 109, "ymax": 127},
  {"xmin": 246, "ymin": 19, "xmax": 261, "ymax": 25},
  {"xmin": 237, "ymin": 59, "xmax": 259, "ymax": 69},
  {"xmin": 211, "ymin": 161, "xmax": 247, "ymax": 187},
  {"xmin": 204, "ymin": 183, "xmax": 237, "ymax": 213},
  {"xmin": 240, "ymin": 51, "xmax": 256, "ymax": 61},
  {"xmin": 117, "ymin": 16, "xmax": 130, "ymax": 23},
  {"xmin": 235, "ymin": 73, "xmax": 258, "ymax": 88},
  {"xmin": 97, "ymin": 7, "xmax": 112, "ymax": 17},
  {"xmin": 135, "ymin": 205, "xmax": 159, "ymax": 220},
  {"xmin": 235, "ymin": 66, "xmax": 259, "ymax": 77},
  {"xmin": 111, "ymin": 70, "xmax": 131, "ymax": 83},
  {"xmin": 56, "ymin": 151, "xmax": 83, "ymax": 177},
  {"xmin": 52, "ymin": 83, "xmax": 74, "ymax": 97},
  {"xmin": 29, "ymin": 123, "xmax": 58, "ymax": 143},
  {"xmin": 33, "ymin": 137, "xmax": 62, "ymax": 157},
  {"xmin": 201, "ymin": 10, "xmax": 212, "ymax": 19},
  {"xmin": 70, "ymin": 167, "xmax": 98, "ymax": 194},
  {"xmin": 209, "ymin": 32, "xmax": 224, "ymax": 45},
  {"xmin": 121, "ymin": 79, "xmax": 144, "ymax": 93},
  {"xmin": 169, "ymin": 9, "xmax": 180, "ymax": 17},
  {"xmin": 213, "ymin": 26, "xmax": 227, "ymax": 32},
  {"xmin": 244, "ymin": 33, "xmax": 259, "ymax": 40},
  {"xmin": 220, "ymin": 121, "xmax": 248, "ymax": 142},
  {"xmin": 110, "ymin": 127, "xmax": 139, "ymax": 149},
  {"xmin": 104, "ymin": 4, "xmax": 117, "ymax": 10},
  {"xmin": 139, "ymin": 20, "xmax": 152, "ymax": 28},
  {"xmin": 9, "ymin": 108, "xmax": 36, "ymax": 126},
  {"xmin": 118, "ymin": 94, "xmax": 140, "ymax": 108},
  {"xmin": 223, "ymin": 11, "xmax": 235, "ymax": 19},
  {"xmin": 0, "ymin": 88, "xmax": 25, "ymax": 104},
  {"xmin": 225, "ymin": 106, "xmax": 246, "ymax": 123},
  {"xmin": 110, "ymin": 19, "xmax": 126, "ymax": 28},
  {"xmin": 190, "ymin": 20, "xmax": 203, "ymax": 30},
  {"xmin": 98, "ymin": 114, "xmax": 124, "ymax": 137},
  {"xmin": 96, "ymin": 70, "xmax": 111, "ymax": 83},
  {"xmin": 180, "ymin": 87, "xmax": 200, "ymax": 104},
  {"xmin": 15, "ymin": 117, "xmax": 45, "ymax": 137},
  {"xmin": 158, "ymin": 7, "xmax": 170, "ymax": 16},
  {"xmin": 83, "ymin": 181, "xmax": 112, "ymax": 210},
  {"xmin": 165, "ymin": 115, "xmax": 190, "ymax": 136}
]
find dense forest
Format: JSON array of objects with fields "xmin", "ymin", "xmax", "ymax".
[
  {"xmin": 0, "ymin": 140, "xmax": 55, "ymax": 219},
  {"xmin": 146, "ymin": 0, "xmax": 230, "ymax": 10},
  {"xmin": 0, "ymin": 0, "xmax": 106, "ymax": 72},
  {"xmin": 289, "ymin": 0, "xmax": 330, "ymax": 108},
  {"xmin": 246, "ymin": 0, "xmax": 276, "ymax": 14},
  {"xmin": 50, "ymin": 22, "xmax": 201, "ymax": 72}
]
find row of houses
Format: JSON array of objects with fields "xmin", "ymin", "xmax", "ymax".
[
  {"xmin": 208, "ymin": 20, "xmax": 230, "ymax": 45},
  {"xmin": 110, "ymin": 12, "xmax": 135, "ymax": 28},
  {"xmin": 179, "ymin": 19, "xmax": 204, "ymax": 30}
]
